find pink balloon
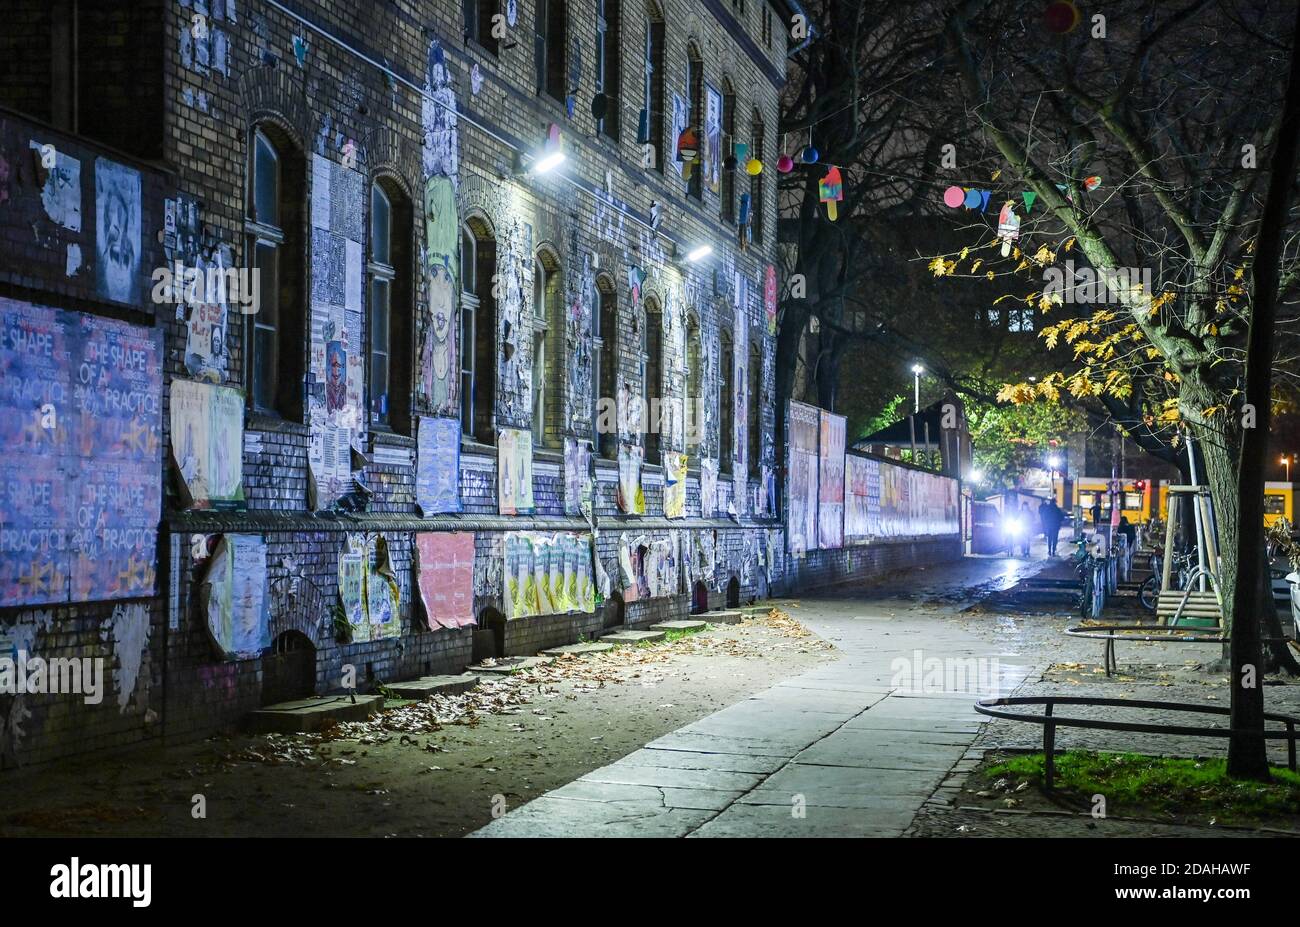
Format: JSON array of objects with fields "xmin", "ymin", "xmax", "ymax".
[{"xmin": 943, "ymin": 185, "xmax": 965, "ymax": 208}]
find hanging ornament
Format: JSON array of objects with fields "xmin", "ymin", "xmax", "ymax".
[
  {"xmin": 1084, "ymin": 175, "xmax": 1102, "ymax": 191},
  {"xmin": 1044, "ymin": 1, "xmax": 1081, "ymax": 34},
  {"xmin": 590, "ymin": 93, "xmax": 608, "ymax": 120},
  {"xmin": 800, "ymin": 145, "xmax": 819, "ymax": 164},
  {"xmin": 996, "ymin": 201, "xmax": 1021, "ymax": 257},
  {"xmin": 676, "ymin": 127, "xmax": 699, "ymax": 162},
  {"xmin": 818, "ymin": 166, "xmax": 843, "ymax": 221},
  {"xmin": 777, "ymin": 154, "xmax": 794, "ymax": 173},
  {"xmin": 724, "ymin": 153, "xmax": 738, "ymax": 172},
  {"xmin": 978, "ymin": 189, "xmax": 992, "ymax": 211},
  {"xmin": 943, "ymin": 185, "xmax": 965, "ymax": 208},
  {"xmin": 1021, "ymin": 190, "xmax": 1038, "ymax": 212},
  {"xmin": 735, "ymin": 142, "xmax": 750, "ymax": 162},
  {"xmin": 746, "ymin": 158, "xmax": 763, "ymax": 176},
  {"xmin": 738, "ymin": 192, "xmax": 752, "ymax": 250},
  {"xmin": 962, "ymin": 188, "xmax": 981, "ymax": 209}
]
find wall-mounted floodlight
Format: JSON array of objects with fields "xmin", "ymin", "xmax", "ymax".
[{"xmin": 686, "ymin": 244, "xmax": 713, "ymax": 262}]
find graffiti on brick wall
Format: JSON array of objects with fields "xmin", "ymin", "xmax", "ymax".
[
  {"xmin": 0, "ymin": 299, "xmax": 162, "ymax": 607},
  {"xmin": 170, "ymin": 379, "xmax": 245, "ymax": 510},
  {"xmin": 100, "ymin": 601, "xmax": 151, "ymax": 714},
  {"xmin": 0, "ymin": 609, "xmax": 55, "ymax": 757},
  {"xmin": 199, "ymin": 534, "xmax": 269, "ymax": 660},
  {"xmin": 418, "ymin": 176, "xmax": 460, "ymax": 414},
  {"xmin": 504, "ymin": 532, "xmax": 595, "ymax": 619},
  {"xmin": 94, "ymin": 158, "xmax": 143, "ymax": 305},
  {"xmin": 498, "ymin": 428, "xmax": 536, "ymax": 515},
  {"xmin": 416, "ymin": 415, "xmax": 461, "ymax": 514},
  {"xmin": 617, "ymin": 443, "xmax": 645, "ymax": 515},
  {"xmin": 415, "ymin": 532, "xmax": 476, "ymax": 630},
  {"xmin": 307, "ymin": 153, "xmax": 366, "ymax": 509},
  {"xmin": 818, "ymin": 409, "xmax": 846, "ymax": 549},
  {"xmin": 565, "ymin": 255, "xmax": 595, "ymax": 434}
]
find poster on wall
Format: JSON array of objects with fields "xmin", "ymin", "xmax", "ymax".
[
  {"xmin": 338, "ymin": 535, "xmax": 368, "ymax": 642},
  {"xmin": 700, "ymin": 458, "xmax": 718, "ymax": 518},
  {"xmin": 418, "ymin": 175, "xmax": 459, "ymax": 415},
  {"xmin": 733, "ymin": 319, "xmax": 747, "ymax": 515},
  {"xmin": 877, "ymin": 462, "xmax": 962, "ymax": 537},
  {"xmin": 818, "ymin": 409, "xmax": 846, "ymax": 549},
  {"xmin": 670, "ymin": 93, "xmax": 688, "ymax": 180},
  {"xmin": 844, "ymin": 454, "xmax": 880, "ymax": 541},
  {"xmin": 0, "ymin": 299, "xmax": 163, "ymax": 608},
  {"xmin": 497, "ymin": 427, "xmax": 535, "ymax": 515},
  {"xmin": 307, "ymin": 153, "xmax": 366, "ymax": 510},
  {"xmin": 764, "ymin": 264, "xmax": 778, "ymax": 336},
  {"xmin": 366, "ymin": 536, "xmax": 402, "ymax": 642},
  {"xmin": 617, "ymin": 443, "xmax": 645, "ymax": 514},
  {"xmin": 786, "ymin": 401, "xmax": 820, "ymax": 557},
  {"xmin": 663, "ymin": 451, "xmax": 687, "ymax": 519},
  {"xmin": 199, "ymin": 534, "xmax": 270, "ymax": 660},
  {"xmin": 704, "ymin": 83, "xmax": 722, "ymax": 194},
  {"xmin": 169, "ymin": 378, "xmax": 245, "ymax": 511},
  {"xmin": 30, "ymin": 138, "xmax": 81, "ymax": 231},
  {"xmin": 564, "ymin": 436, "xmax": 593, "ymax": 517},
  {"xmin": 504, "ymin": 532, "xmax": 595, "ymax": 619},
  {"xmin": 415, "ymin": 532, "xmax": 476, "ymax": 630},
  {"xmin": 94, "ymin": 157, "xmax": 143, "ymax": 305},
  {"xmin": 416, "ymin": 415, "xmax": 461, "ymax": 514}
]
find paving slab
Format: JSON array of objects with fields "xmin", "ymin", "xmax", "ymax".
[
  {"xmin": 702, "ymin": 610, "xmax": 744, "ymax": 624},
  {"xmin": 383, "ymin": 674, "xmax": 480, "ymax": 700},
  {"xmin": 611, "ymin": 746, "xmax": 790, "ymax": 776},
  {"xmin": 581, "ymin": 762, "xmax": 765, "ymax": 793},
  {"xmin": 649, "ymin": 620, "xmax": 708, "ymax": 632},
  {"xmin": 467, "ymin": 655, "xmax": 555, "ymax": 675},
  {"xmin": 469, "ymin": 797, "xmax": 716, "ymax": 838},
  {"xmin": 600, "ymin": 629, "xmax": 665, "ymax": 645},
  {"xmin": 247, "ymin": 695, "xmax": 383, "ymax": 734},
  {"xmin": 539, "ymin": 641, "xmax": 615, "ymax": 657},
  {"xmin": 689, "ymin": 802, "xmax": 916, "ymax": 838}
]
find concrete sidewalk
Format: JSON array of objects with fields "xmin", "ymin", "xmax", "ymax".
[{"xmin": 472, "ymin": 557, "xmax": 1042, "ymax": 837}]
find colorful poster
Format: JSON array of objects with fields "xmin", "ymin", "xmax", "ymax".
[
  {"xmin": 504, "ymin": 532, "xmax": 594, "ymax": 619},
  {"xmin": 200, "ymin": 534, "xmax": 270, "ymax": 660},
  {"xmin": 617, "ymin": 443, "xmax": 645, "ymax": 514},
  {"xmin": 564, "ymin": 436, "xmax": 593, "ymax": 517},
  {"xmin": 418, "ymin": 175, "xmax": 459, "ymax": 415},
  {"xmin": 844, "ymin": 454, "xmax": 880, "ymax": 541},
  {"xmin": 764, "ymin": 264, "xmax": 778, "ymax": 336},
  {"xmin": 0, "ymin": 299, "xmax": 162, "ymax": 607},
  {"xmin": 645, "ymin": 537, "xmax": 679, "ymax": 598},
  {"xmin": 366, "ymin": 536, "xmax": 401, "ymax": 641},
  {"xmin": 338, "ymin": 535, "xmax": 368, "ymax": 642},
  {"xmin": 307, "ymin": 153, "xmax": 366, "ymax": 510},
  {"xmin": 700, "ymin": 458, "xmax": 718, "ymax": 517},
  {"xmin": 878, "ymin": 462, "xmax": 961, "ymax": 537},
  {"xmin": 733, "ymin": 318, "xmax": 747, "ymax": 515},
  {"xmin": 415, "ymin": 532, "xmax": 476, "ymax": 630},
  {"xmin": 94, "ymin": 157, "xmax": 142, "ymax": 305},
  {"xmin": 704, "ymin": 83, "xmax": 722, "ymax": 194},
  {"xmin": 169, "ymin": 379, "xmax": 245, "ymax": 510},
  {"xmin": 663, "ymin": 450, "xmax": 687, "ymax": 519},
  {"xmin": 786, "ymin": 400, "xmax": 820, "ymax": 557},
  {"xmin": 818, "ymin": 409, "xmax": 846, "ymax": 549},
  {"xmin": 497, "ymin": 427, "xmax": 535, "ymax": 514},
  {"xmin": 416, "ymin": 415, "xmax": 461, "ymax": 514}
]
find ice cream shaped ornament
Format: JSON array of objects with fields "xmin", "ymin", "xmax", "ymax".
[
  {"xmin": 819, "ymin": 166, "xmax": 843, "ymax": 221},
  {"xmin": 997, "ymin": 201, "xmax": 1020, "ymax": 256},
  {"xmin": 677, "ymin": 127, "xmax": 700, "ymax": 180}
]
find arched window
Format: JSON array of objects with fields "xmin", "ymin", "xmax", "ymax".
[
  {"xmin": 536, "ymin": 0, "xmax": 567, "ymax": 100},
  {"xmin": 719, "ymin": 328, "xmax": 734, "ymax": 473},
  {"xmin": 643, "ymin": 297, "xmax": 663, "ymax": 463},
  {"xmin": 460, "ymin": 217, "xmax": 497, "ymax": 443},
  {"xmin": 531, "ymin": 248, "xmax": 562, "ymax": 448},
  {"xmin": 368, "ymin": 178, "xmax": 413, "ymax": 434},
  {"xmin": 751, "ymin": 108, "xmax": 766, "ymax": 245},
  {"xmin": 720, "ymin": 82, "xmax": 736, "ymax": 223},
  {"xmin": 686, "ymin": 44, "xmax": 704, "ymax": 199},
  {"xmin": 596, "ymin": 0, "xmax": 621, "ymax": 140},
  {"xmin": 245, "ymin": 124, "xmax": 305, "ymax": 419},
  {"xmin": 643, "ymin": 3, "xmax": 665, "ymax": 173},
  {"xmin": 747, "ymin": 340, "xmax": 761, "ymax": 478},
  {"xmin": 596, "ymin": 275, "xmax": 618, "ymax": 458},
  {"xmin": 685, "ymin": 312, "xmax": 702, "ymax": 453}
]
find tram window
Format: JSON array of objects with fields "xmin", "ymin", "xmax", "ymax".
[{"xmin": 1264, "ymin": 494, "xmax": 1287, "ymax": 515}]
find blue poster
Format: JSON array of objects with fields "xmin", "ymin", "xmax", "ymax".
[
  {"xmin": 0, "ymin": 297, "xmax": 162, "ymax": 607},
  {"xmin": 416, "ymin": 415, "xmax": 461, "ymax": 514}
]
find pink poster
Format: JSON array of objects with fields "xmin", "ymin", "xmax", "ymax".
[{"xmin": 415, "ymin": 532, "xmax": 476, "ymax": 630}]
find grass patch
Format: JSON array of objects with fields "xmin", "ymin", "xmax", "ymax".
[
  {"xmin": 986, "ymin": 750, "xmax": 1300, "ymax": 821},
  {"xmin": 635, "ymin": 626, "xmax": 706, "ymax": 647}
]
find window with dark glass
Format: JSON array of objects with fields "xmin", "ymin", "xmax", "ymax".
[
  {"xmin": 719, "ymin": 329, "xmax": 734, "ymax": 472},
  {"xmin": 643, "ymin": 300, "xmax": 663, "ymax": 464},
  {"xmin": 461, "ymin": 220, "xmax": 498, "ymax": 443},
  {"xmin": 596, "ymin": 0, "xmax": 621, "ymax": 140},
  {"xmin": 720, "ymin": 85, "xmax": 737, "ymax": 223},
  {"xmin": 597, "ymin": 280, "xmax": 618, "ymax": 459},
  {"xmin": 536, "ymin": 0, "xmax": 567, "ymax": 100},
  {"xmin": 686, "ymin": 313, "xmax": 702, "ymax": 453},
  {"xmin": 643, "ymin": 4, "xmax": 665, "ymax": 173},
  {"xmin": 366, "ymin": 180, "xmax": 413, "ymax": 433},
  {"xmin": 748, "ymin": 341, "xmax": 761, "ymax": 478},
  {"xmin": 687, "ymin": 46, "xmax": 703, "ymax": 199},
  {"xmin": 751, "ymin": 110, "xmax": 766, "ymax": 245},
  {"xmin": 464, "ymin": 0, "xmax": 500, "ymax": 54}
]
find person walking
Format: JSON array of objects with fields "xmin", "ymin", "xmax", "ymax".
[
  {"xmin": 1019, "ymin": 501, "xmax": 1033, "ymax": 556},
  {"xmin": 1090, "ymin": 498, "xmax": 1102, "ymax": 528},
  {"xmin": 1039, "ymin": 498, "xmax": 1065, "ymax": 557}
]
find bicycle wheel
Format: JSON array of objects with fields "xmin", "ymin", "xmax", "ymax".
[
  {"xmin": 1139, "ymin": 575, "xmax": 1159, "ymax": 611},
  {"xmin": 1079, "ymin": 568, "xmax": 1095, "ymax": 621}
]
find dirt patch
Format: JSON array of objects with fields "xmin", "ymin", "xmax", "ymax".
[{"xmin": 0, "ymin": 611, "xmax": 834, "ymax": 838}]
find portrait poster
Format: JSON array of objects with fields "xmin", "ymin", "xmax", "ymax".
[
  {"xmin": 418, "ymin": 175, "xmax": 459, "ymax": 415},
  {"xmin": 700, "ymin": 458, "xmax": 718, "ymax": 517},
  {"xmin": 564, "ymin": 436, "xmax": 593, "ymax": 517},
  {"xmin": 94, "ymin": 157, "xmax": 142, "ymax": 305},
  {"xmin": 416, "ymin": 532, "xmax": 476, "ymax": 630},
  {"xmin": 786, "ymin": 400, "xmax": 820, "ymax": 557},
  {"xmin": 497, "ymin": 427, "xmax": 535, "ymax": 515},
  {"xmin": 617, "ymin": 443, "xmax": 645, "ymax": 515},
  {"xmin": 416, "ymin": 415, "xmax": 461, "ymax": 514},
  {"xmin": 818, "ymin": 410, "xmax": 846, "ymax": 549},
  {"xmin": 169, "ymin": 378, "xmax": 245, "ymax": 511},
  {"xmin": 663, "ymin": 450, "xmax": 687, "ymax": 519},
  {"xmin": 200, "ymin": 534, "xmax": 270, "ymax": 660},
  {"xmin": 704, "ymin": 83, "xmax": 722, "ymax": 194}
]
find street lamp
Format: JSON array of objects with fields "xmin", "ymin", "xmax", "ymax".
[
  {"xmin": 1283, "ymin": 454, "xmax": 1292, "ymax": 481},
  {"xmin": 1047, "ymin": 454, "xmax": 1062, "ymax": 502},
  {"xmin": 911, "ymin": 364, "xmax": 924, "ymax": 413}
]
